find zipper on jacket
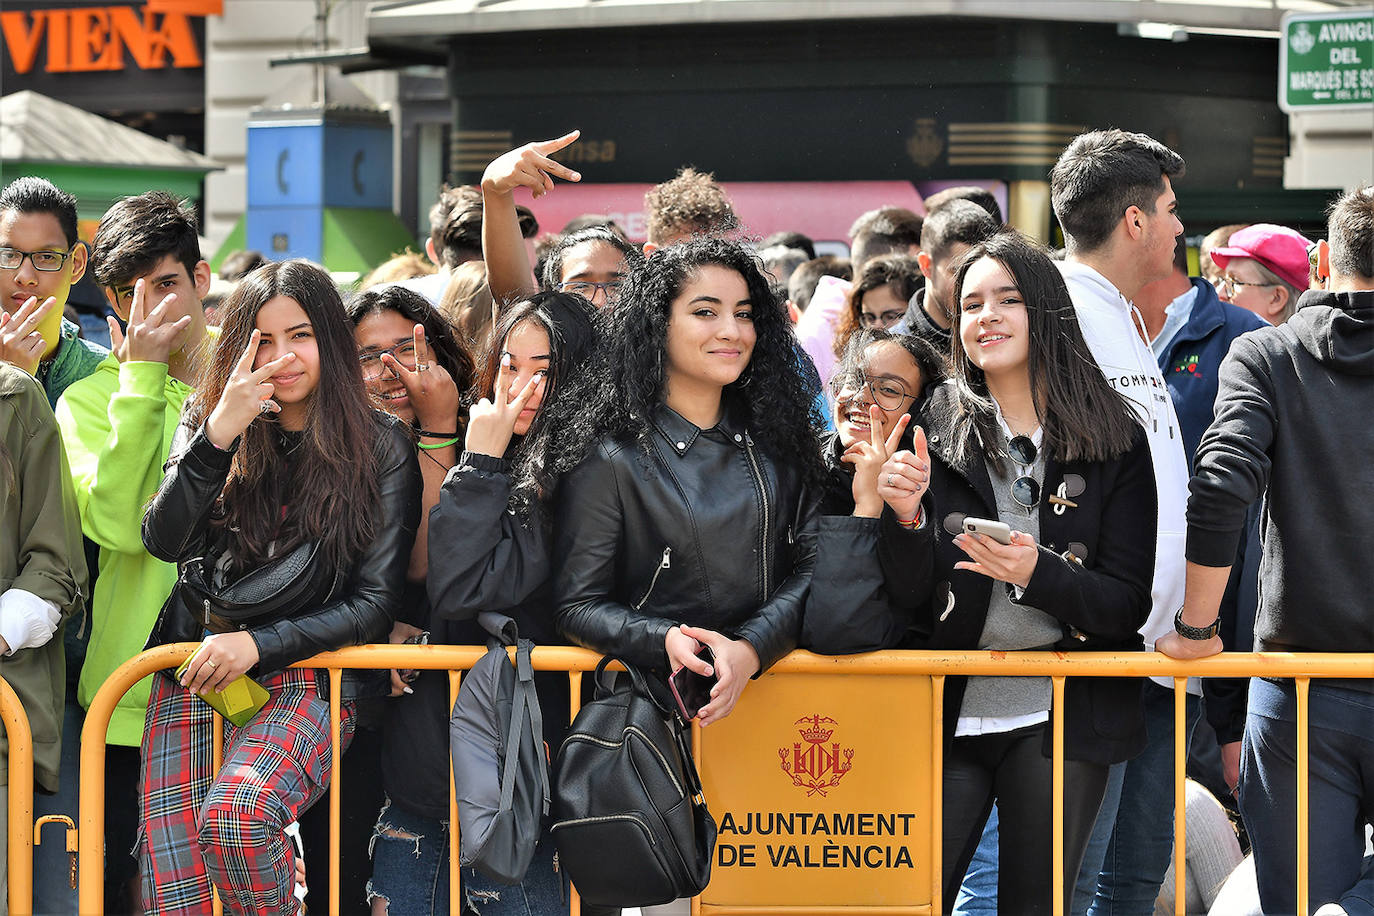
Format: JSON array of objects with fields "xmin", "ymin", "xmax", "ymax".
[
  {"xmin": 633, "ymin": 546, "xmax": 671, "ymax": 610},
  {"xmin": 743, "ymin": 441, "xmax": 771, "ymax": 601},
  {"xmin": 203, "ymin": 598, "xmax": 211, "ymax": 627}
]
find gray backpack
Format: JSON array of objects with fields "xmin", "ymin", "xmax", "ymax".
[{"xmin": 449, "ymin": 613, "xmax": 549, "ymax": 884}]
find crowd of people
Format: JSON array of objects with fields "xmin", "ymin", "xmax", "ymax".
[{"xmin": 0, "ymin": 125, "xmax": 1370, "ymax": 916}]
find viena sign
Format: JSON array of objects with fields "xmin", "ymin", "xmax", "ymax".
[
  {"xmin": 0, "ymin": 0, "xmax": 221, "ymax": 73},
  {"xmin": 1279, "ymin": 9, "xmax": 1374, "ymax": 111}
]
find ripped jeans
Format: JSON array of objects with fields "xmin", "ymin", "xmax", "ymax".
[{"xmin": 366, "ymin": 797, "xmax": 566, "ymax": 915}]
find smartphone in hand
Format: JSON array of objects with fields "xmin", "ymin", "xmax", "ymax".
[
  {"xmin": 962, "ymin": 516, "xmax": 1014, "ymax": 545},
  {"xmin": 669, "ymin": 645, "xmax": 717, "ymax": 720}
]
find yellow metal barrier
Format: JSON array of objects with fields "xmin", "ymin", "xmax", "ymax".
[
  {"xmin": 74, "ymin": 646, "xmax": 1371, "ymax": 915},
  {"xmin": 1, "ymin": 677, "xmax": 35, "ymax": 916}
]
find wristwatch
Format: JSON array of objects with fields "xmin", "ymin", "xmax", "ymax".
[{"xmin": 1173, "ymin": 606, "xmax": 1221, "ymax": 641}]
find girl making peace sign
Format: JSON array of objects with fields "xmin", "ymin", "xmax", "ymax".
[
  {"xmin": 368, "ymin": 292, "xmax": 601, "ymax": 915},
  {"xmin": 140, "ymin": 259, "xmax": 421, "ymax": 914}
]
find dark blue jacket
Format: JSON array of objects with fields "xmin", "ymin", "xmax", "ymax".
[
  {"xmin": 1157, "ymin": 279, "xmax": 1267, "ymax": 743},
  {"xmin": 1156, "ymin": 279, "xmax": 1269, "ymax": 471}
]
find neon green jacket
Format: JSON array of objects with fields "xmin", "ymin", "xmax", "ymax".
[{"xmin": 56, "ymin": 356, "xmax": 192, "ymax": 746}]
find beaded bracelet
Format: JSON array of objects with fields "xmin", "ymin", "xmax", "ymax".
[{"xmin": 417, "ymin": 436, "xmax": 461, "ymax": 450}]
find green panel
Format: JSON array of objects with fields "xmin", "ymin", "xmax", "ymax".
[
  {"xmin": 0, "ymin": 162, "xmax": 208, "ymax": 221},
  {"xmin": 211, "ymin": 218, "xmax": 248, "ymax": 272},
  {"xmin": 1280, "ymin": 12, "xmax": 1374, "ymax": 111},
  {"xmin": 321, "ymin": 208, "xmax": 420, "ymax": 274}
]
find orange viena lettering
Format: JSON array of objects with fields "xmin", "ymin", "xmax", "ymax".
[
  {"xmin": 45, "ymin": 9, "xmax": 70, "ymax": 72},
  {"xmin": 109, "ymin": 6, "xmax": 150, "ymax": 67},
  {"xmin": 68, "ymin": 7, "xmax": 119, "ymax": 71},
  {"xmin": 143, "ymin": 10, "xmax": 199, "ymax": 68},
  {"xmin": 0, "ymin": 11, "xmax": 46, "ymax": 74}
]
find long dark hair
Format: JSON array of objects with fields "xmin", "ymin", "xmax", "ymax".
[
  {"xmin": 948, "ymin": 231, "xmax": 1139, "ymax": 469},
  {"xmin": 549, "ymin": 237, "xmax": 825, "ymax": 484},
  {"xmin": 183, "ymin": 259, "xmax": 379, "ymax": 575},
  {"xmin": 345, "ymin": 284, "xmax": 476, "ymax": 419},
  {"xmin": 475, "ymin": 291, "xmax": 598, "ymax": 510}
]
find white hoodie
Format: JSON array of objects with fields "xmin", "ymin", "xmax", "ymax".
[{"xmin": 1058, "ymin": 261, "xmax": 1189, "ymax": 671}]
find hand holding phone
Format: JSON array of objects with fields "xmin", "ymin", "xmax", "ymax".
[
  {"xmin": 962, "ymin": 517, "xmax": 1014, "ymax": 545},
  {"xmin": 669, "ymin": 645, "xmax": 717, "ymax": 720}
]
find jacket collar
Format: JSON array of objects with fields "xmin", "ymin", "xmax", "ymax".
[
  {"xmin": 921, "ymin": 383, "xmax": 997, "ymax": 513},
  {"xmin": 651, "ymin": 400, "xmax": 751, "ymax": 457},
  {"xmin": 1167, "ymin": 278, "xmax": 1226, "ymax": 349}
]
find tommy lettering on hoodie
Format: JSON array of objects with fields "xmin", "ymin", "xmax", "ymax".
[{"xmin": 1057, "ymin": 261, "xmax": 1190, "ymax": 655}]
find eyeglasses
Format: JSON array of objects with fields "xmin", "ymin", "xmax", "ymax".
[
  {"xmin": 842, "ymin": 372, "xmax": 917, "ymax": 412},
  {"xmin": 560, "ymin": 280, "xmax": 622, "ymax": 300},
  {"xmin": 1007, "ymin": 434, "xmax": 1040, "ymax": 511},
  {"xmin": 358, "ymin": 342, "xmax": 418, "ymax": 379},
  {"xmin": 0, "ymin": 247, "xmax": 74, "ymax": 272},
  {"xmin": 859, "ymin": 309, "xmax": 906, "ymax": 329},
  {"xmin": 1219, "ymin": 275, "xmax": 1280, "ymax": 295}
]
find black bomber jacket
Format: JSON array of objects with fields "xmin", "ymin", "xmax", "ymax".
[
  {"xmin": 142, "ymin": 412, "xmax": 421, "ymax": 690},
  {"xmin": 553, "ymin": 403, "xmax": 819, "ymax": 676}
]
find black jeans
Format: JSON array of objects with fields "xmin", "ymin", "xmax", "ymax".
[{"xmin": 943, "ymin": 722, "xmax": 1109, "ymax": 916}]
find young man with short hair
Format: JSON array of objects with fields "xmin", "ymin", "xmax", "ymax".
[
  {"xmin": 55, "ymin": 190, "xmax": 212, "ymax": 911},
  {"xmin": 1049, "ymin": 128, "xmax": 1194, "ymax": 916},
  {"xmin": 1163, "ymin": 185, "xmax": 1374, "ymax": 915},
  {"xmin": 894, "ymin": 199, "xmax": 999, "ymax": 352},
  {"xmin": 0, "ymin": 177, "xmax": 108, "ymax": 405}
]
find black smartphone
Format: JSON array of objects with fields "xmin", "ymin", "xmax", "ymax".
[{"xmin": 668, "ymin": 645, "xmax": 717, "ymax": 720}]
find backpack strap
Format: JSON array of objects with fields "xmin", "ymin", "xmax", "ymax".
[{"xmin": 498, "ymin": 638, "xmax": 548, "ymax": 816}]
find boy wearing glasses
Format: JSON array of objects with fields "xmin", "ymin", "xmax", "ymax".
[
  {"xmin": 54, "ymin": 190, "xmax": 211, "ymax": 914},
  {"xmin": 0, "ymin": 177, "xmax": 108, "ymax": 405}
]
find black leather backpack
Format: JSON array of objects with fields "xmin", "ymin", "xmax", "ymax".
[{"xmin": 550, "ymin": 657, "xmax": 716, "ymax": 907}]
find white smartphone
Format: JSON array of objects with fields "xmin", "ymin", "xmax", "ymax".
[{"xmin": 962, "ymin": 517, "xmax": 1014, "ymax": 545}]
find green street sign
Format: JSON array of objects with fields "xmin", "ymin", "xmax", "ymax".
[{"xmin": 1280, "ymin": 10, "xmax": 1374, "ymax": 111}]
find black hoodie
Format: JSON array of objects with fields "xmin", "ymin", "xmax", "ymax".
[{"xmin": 1187, "ymin": 289, "xmax": 1374, "ymax": 655}]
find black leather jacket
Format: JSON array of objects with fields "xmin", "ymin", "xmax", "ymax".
[
  {"xmin": 142, "ymin": 413, "xmax": 421, "ymax": 693},
  {"xmin": 553, "ymin": 404, "xmax": 819, "ymax": 675}
]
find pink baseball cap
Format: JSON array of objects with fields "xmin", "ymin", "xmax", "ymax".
[{"xmin": 1210, "ymin": 223, "xmax": 1313, "ymax": 291}]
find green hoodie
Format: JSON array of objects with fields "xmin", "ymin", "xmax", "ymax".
[
  {"xmin": 55, "ymin": 355, "xmax": 191, "ymax": 746},
  {"xmin": 1, "ymin": 364, "xmax": 87, "ymax": 791}
]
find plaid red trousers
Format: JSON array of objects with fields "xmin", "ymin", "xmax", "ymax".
[{"xmin": 139, "ymin": 667, "xmax": 355, "ymax": 915}]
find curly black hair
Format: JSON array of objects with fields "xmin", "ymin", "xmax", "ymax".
[{"xmin": 546, "ymin": 237, "xmax": 826, "ymax": 486}]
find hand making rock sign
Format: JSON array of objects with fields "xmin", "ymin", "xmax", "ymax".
[{"xmin": 204, "ymin": 328, "xmax": 296, "ymax": 450}]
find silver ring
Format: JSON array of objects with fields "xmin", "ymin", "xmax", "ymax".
[
  {"xmin": 415, "ymin": 362, "xmax": 430, "ymax": 372},
  {"xmin": 258, "ymin": 401, "xmax": 273, "ymax": 413},
  {"xmin": 886, "ymin": 474, "xmax": 894, "ymax": 487}
]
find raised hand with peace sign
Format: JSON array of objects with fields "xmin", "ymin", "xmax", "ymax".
[
  {"xmin": 481, "ymin": 130, "xmax": 583, "ymax": 201},
  {"xmin": 0, "ymin": 294, "xmax": 56, "ymax": 375},
  {"xmin": 464, "ymin": 320, "xmax": 550, "ymax": 458},
  {"xmin": 842, "ymin": 405, "xmax": 911, "ymax": 518},
  {"xmin": 481, "ymin": 131, "xmax": 584, "ymax": 305},
  {"xmin": 107, "ymin": 276, "xmax": 192, "ymax": 365},
  {"xmin": 878, "ymin": 425, "xmax": 932, "ymax": 524},
  {"xmin": 204, "ymin": 329, "xmax": 297, "ymax": 450}
]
